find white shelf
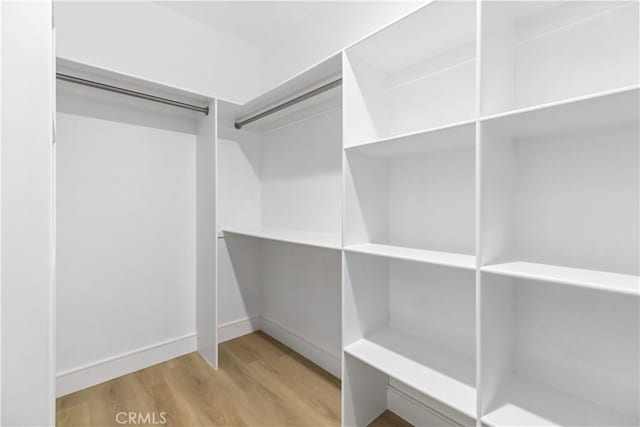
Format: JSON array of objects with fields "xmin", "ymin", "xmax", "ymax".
[
  {"xmin": 481, "ymin": 261, "xmax": 639, "ymax": 296},
  {"xmin": 222, "ymin": 226, "xmax": 341, "ymax": 250},
  {"xmin": 344, "ymin": 120, "xmax": 475, "ymax": 157},
  {"xmin": 344, "ymin": 327, "xmax": 476, "ymax": 419},
  {"xmin": 345, "ymin": 243, "xmax": 475, "ymax": 270},
  {"xmin": 482, "ymin": 375, "xmax": 639, "ymax": 427},
  {"xmin": 480, "ymin": 86, "xmax": 639, "ymax": 139}
]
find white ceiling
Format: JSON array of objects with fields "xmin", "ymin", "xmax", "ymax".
[{"xmin": 157, "ymin": 1, "xmax": 418, "ymax": 52}]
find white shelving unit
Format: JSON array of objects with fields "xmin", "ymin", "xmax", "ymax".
[
  {"xmin": 180, "ymin": 1, "xmax": 639, "ymax": 425},
  {"xmin": 341, "ymin": 1, "xmax": 639, "ymax": 426}
]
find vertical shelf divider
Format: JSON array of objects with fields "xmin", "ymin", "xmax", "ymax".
[{"xmin": 474, "ymin": 0, "xmax": 483, "ymax": 424}]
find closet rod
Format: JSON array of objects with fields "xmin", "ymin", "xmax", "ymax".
[
  {"xmin": 234, "ymin": 78, "xmax": 342, "ymax": 129},
  {"xmin": 56, "ymin": 73, "xmax": 210, "ymax": 115}
]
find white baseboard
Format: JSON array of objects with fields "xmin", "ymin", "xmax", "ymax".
[
  {"xmin": 56, "ymin": 333, "xmax": 196, "ymax": 397},
  {"xmin": 218, "ymin": 317, "xmax": 261, "ymax": 343},
  {"xmin": 260, "ymin": 316, "xmax": 341, "ymax": 379},
  {"xmin": 57, "ymin": 318, "xmax": 339, "ymax": 397},
  {"xmin": 387, "ymin": 384, "xmax": 474, "ymax": 427}
]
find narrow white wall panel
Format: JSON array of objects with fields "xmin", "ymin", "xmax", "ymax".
[
  {"xmin": 196, "ymin": 101, "xmax": 218, "ymax": 366},
  {"xmin": 343, "ymin": 355, "xmax": 388, "ymax": 427},
  {"xmin": 1, "ymin": 1, "xmax": 54, "ymax": 423}
]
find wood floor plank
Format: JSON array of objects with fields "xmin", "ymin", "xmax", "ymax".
[
  {"xmin": 369, "ymin": 410, "xmax": 413, "ymax": 427},
  {"xmin": 57, "ymin": 332, "xmax": 341, "ymax": 427},
  {"xmin": 225, "ymin": 341, "xmax": 338, "ymax": 426}
]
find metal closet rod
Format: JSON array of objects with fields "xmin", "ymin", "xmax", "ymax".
[
  {"xmin": 234, "ymin": 77, "xmax": 342, "ymax": 129},
  {"xmin": 56, "ymin": 73, "xmax": 210, "ymax": 116}
]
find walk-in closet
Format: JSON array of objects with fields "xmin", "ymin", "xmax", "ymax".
[{"xmin": 1, "ymin": 1, "xmax": 638, "ymax": 426}]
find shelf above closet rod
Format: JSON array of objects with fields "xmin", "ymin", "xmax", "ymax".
[
  {"xmin": 234, "ymin": 78, "xmax": 342, "ymax": 129},
  {"xmin": 56, "ymin": 73, "xmax": 210, "ymax": 115}
]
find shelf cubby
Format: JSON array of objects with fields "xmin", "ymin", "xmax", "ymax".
[
  {"xmin": 343, "ymin": 252, "xmax": 476, "ymax": 424},
  {"xmin": 480, "ymin": 273, "xmax": 639, "ymax": 426},
  {"xmin": 480, "ymin": 87, "xmax": 639, "ymax": 287},
  {"xmin": 218, "ymin": 88, "xmax": 343, "ymax": 247},
  {"xmin": 481, "ymin": 1, "xmax": 639, "ymax": 116},
  {"xmin": 343, "ymin": 0, "xmax": 476, "ymax": 147},
  {"xmin": 345, "ymin": 121, "xmax": 475, "ymax": 266}
]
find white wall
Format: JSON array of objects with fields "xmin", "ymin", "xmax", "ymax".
[
  {"xmin": 261, "ymin": 109, "xmax": 342, "ymax": 235},
  {"xmin": 55, "ymin": 1, "xmax": 425, "ymax": 104},
  {"xmin": 217, "ymin": 129, "xmax": 263, "ymax": 332},
  {"xmin": 1, "ymin": 1, "xmax": 54, "ymax": 424},
  {"xmin": 55, "ymin": 1, "xmax": 263, "ymax": 104},
  {"xmin": 55, "ymin": 88, "xmax": 197, "ymax": 393},
  {"xmin": 261, "ymin": 242, "xmax": 342, "ymax": 376}
]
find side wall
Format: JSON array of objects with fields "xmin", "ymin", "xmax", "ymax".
[
  {"xmin": 1, "ymin": 1, "xmax": 54, "ymax": 424},
  {"xmin": 54, "ymin": 104, "xmax": 198, "ymax": 395}
]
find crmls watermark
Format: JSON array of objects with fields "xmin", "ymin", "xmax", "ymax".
[{"xmin": 115, "ymin": 412, "xmax": 168, "ymax": 425}]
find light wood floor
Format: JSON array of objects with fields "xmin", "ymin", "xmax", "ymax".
[{"xmin": 56, "ymin": 331, "xmax": 411, "ymax": 427}]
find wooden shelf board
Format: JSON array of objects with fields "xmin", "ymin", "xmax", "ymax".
[
  {"xmin": 345, "ymin": 243, "xmax": 475, "ymax": 270},
  {"xmin": 481, "ymin": 261, "xmax": 639, "ymax": 296},
  {"xmin": 344, "ymin": 327, "xmax": 476, "ymax": 418},
  {"xmin": 223, "ymin": 226, "xmax": 341, "ymax": 250},
  {"xmin": 482, "ymin": 375, "xmax": 638, "ymax": 427},
  {"xmin": 345, "ymin": 119, "xmax": 475, "ymax": 157}
]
